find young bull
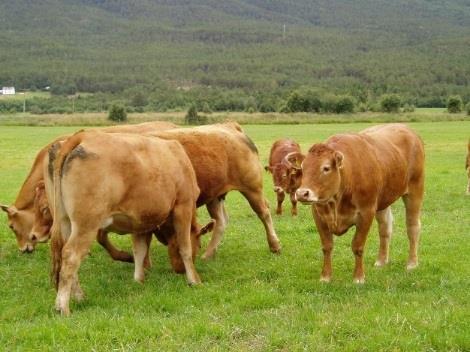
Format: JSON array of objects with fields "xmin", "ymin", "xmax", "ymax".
[
  {"xmin": 265, "ymin": 139, "xmax": 304, "ymax": 216},
  {"xmin": 293, "ymin": 124, "xmax": 425, "ymax": 283},
  {"xmin": 1, "ymin": 121, "xmax": 177, "ymax": 254},
  {"xmin": 47, "ymin": 131, "xmax": 201, "ymax": 316}
]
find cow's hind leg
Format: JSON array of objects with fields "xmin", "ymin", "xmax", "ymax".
[
  {"xmin": 56, "ymin": 228, "xmax": 96, "ymax": 316},
  {"xmin": 402, "ymin": 192, "xmax": 423, "ymax": 270},
  {"xmin": 202, "ymin": 198, "xmax": 227, "ymax": 260},
  {"xmin": 466, "ymin": 167, "xmax": 470, "ymax": 195},
  {"xmin": 241, "ymin": 189, "xmax": 281, "ymax": 253},
  {"xmin": 173, "ymin": 204, "xmax": 201, "ymax": 285},
  {"xmin": 131, "ymin": 233, "xmax": 152, "ymax": 283},
  {"xmin": 374, "ymin": 207, "xmax": 393, "ymax": 267}
]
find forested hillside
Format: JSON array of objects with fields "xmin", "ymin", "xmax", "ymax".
[{"xmin": 1, "ymin": 0, "xmax": 470, "ymax": 108}]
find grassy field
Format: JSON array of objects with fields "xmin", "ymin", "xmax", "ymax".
[
  {"xmin": 0, "ymin": 91, "xmax": 51, "ymax": 100},
  {"xmin": 0, "ymin": 121, "xmax": 469, "ymax": 351},
  {"xmin": 0, "ymin": 110, "xmax": 468, "ymax": 127}
]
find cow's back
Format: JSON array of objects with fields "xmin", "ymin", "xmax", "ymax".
[
  {"xmin": 149, "ymin": 123, "xmax": 262, "ymax": 205},
  {"xmin": 61, "ymin": 132, "xmax": 198, "ymax": 231},
  {"xmin": 327, "ymin": 124, "xmax": 424, "ymax": 210},
  {"xmin": 269, "ymin": 139, "xmax": 301, "ymax": 166}
]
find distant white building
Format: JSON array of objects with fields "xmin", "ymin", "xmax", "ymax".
[{"xmin": 1, "ymin": 87, "xmax": 15, "ymax": 95}]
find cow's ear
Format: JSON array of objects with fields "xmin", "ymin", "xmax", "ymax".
[
  {"xmin": 1, "ymin": 204, "xmax": 18, "ymax": 216},
  {"xmin": 334, "ymin": 151, "xmax": 344, "ymax": 169},
  {"xmin": 199, "ymin": 219, "xmax": 215, "ymax": 236}
]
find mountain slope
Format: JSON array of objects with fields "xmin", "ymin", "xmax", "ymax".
[{"xmin": 1, "ymin": 0, "xmax": 469, "ymax": 104}]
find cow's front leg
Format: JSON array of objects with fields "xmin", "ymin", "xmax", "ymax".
[
  {"xmin": 351, "ymin": 211, "xmax": 375, "ymax": 284},
  {"xmin": 467, "ymin": 167, "xmax": 470, "ymax": 195},
  {"xmin": 276, "ymin": 190, "xmax": 285, "ymax": 215},
  {"xmin": 374, "ymin": 207, "xmax": 393, "ymax": 267},
  {"xmin": 289, "ymin": 192, "xmax": 298, "ymax": 216},
  {"xmin": 312, "ymin": 208, "xmax": 333, "ymax": 282}
]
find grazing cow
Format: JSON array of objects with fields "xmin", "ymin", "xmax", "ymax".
[
  {"xmin": 48, "ymin": 130, "xmax": 201, "ymax": 315},
  {"xmin": 265, "ymin": 139, "xmax": 303, "ymax": 216},
  {"xmin": 149, "ymin": 122, "xmax": 281, "ymax": 259},
  {"xmin": 466, "ymin": 140, "xmax": 470, "ymax": 195},
  {"xmin": 0, "ymin": 121, "xmax": 176, "ymax": 253},
  {"xmin": 294, "ymin": 124, "xmax": 424, "ymax": 283}
]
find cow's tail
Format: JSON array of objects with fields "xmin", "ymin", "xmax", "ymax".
[{"xmin": 50, "ymin": 131, "xmax": 86, "ymax": 290}]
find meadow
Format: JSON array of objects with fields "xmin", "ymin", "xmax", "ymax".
[{"xmin": 0, "ymin": 121, "xmax": 469, "ymax": 351}]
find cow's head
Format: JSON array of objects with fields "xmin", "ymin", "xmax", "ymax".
[
  {"xmin": 295, "ymin": 144, "xmax": 344, "ymax": 204},
  {"xmin": 29, "ymin": 181, "xmax": 53, "ymax": 245},
  {"xmin": 1, "ymin": 203, "xmax": 35, "ymax": 253},
  {"xmin": 168, "ymin": 219, "xmax": 215, "ymax": 273},
  {"xmin": 266, "ymin": 152, "xmax": 305, "ymax": 194}
]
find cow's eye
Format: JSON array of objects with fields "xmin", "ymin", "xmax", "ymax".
[
  {"xmin": 42, "ymin": 208, "xmax": 49, "ymax": 215},
  {"xmin": 322, "ymin": 166, "xmax": 331, "ymax": 173},
  {"xmin": 282, "ymin": 174, "xmax": 287, "ymax": 178}
]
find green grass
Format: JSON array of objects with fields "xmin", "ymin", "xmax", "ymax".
[{"xmin": 0, "ymin": 122, "xmax": 469, "ymax": 351}]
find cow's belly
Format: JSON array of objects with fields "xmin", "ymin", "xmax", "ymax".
[{"xmin": 103, "ymin": 212, "xmax": 167, "ymax": 235}]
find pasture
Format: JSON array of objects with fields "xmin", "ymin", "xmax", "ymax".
[{"xmin": 0, "ymin": 121, "xmax": 469, "ymax": 351}]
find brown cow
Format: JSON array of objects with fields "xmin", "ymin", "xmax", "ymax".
[
  {"xmin": 265, "ymin": 139, "xmax": 303, "ymax": 216},
  {"xmin": 31, "ymin": 179, "xmax": 215, "ymax": 273},
  {"xmin": 466, "ymin": 140, "xmax": 470, "ymax": 195},
  {"xmin": 149, "ymin": 122, "xmax": 281, "ymax": 259},
  {"xmin": 294, "ymin": 124, "xmax": 424, "ymax": 283},
  {"xmin": 0, "ymin": 121, "xmax": 177, "ymax": 253},
  {"xmin": 47, "ymin": 130, "xmax": 201, "ymax": 315}
]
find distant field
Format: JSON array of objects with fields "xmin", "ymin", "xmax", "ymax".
[
  {"xmin": 0, "ymin": 91, "xmax": 51, "ymax": 100},
  {"xmin": 0, "ymin": 122, "xmax": 469, "ymax": 350},
  {"xmin": 0, "ymin": 109, "xmax": 468, "ymax": 126}
]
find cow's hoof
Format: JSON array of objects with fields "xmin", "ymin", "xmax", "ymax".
[
  {"xmin": 134, "ymin": 275, "xmax": 145, "ymax": 284},
  {"xmin": 353, "ymin": 277, "xmax": 365, "ymax": 284},
  {"xmin": 406, "ymin": 262, "xmax": 418, "ymax": 270},
  {"xmin": 374, "ymin": 259, "xmax": 389, "ymax": 267},
  {"xmin": 201, "ymin": 251, "xmax": 216, "ymax": 260},
  {"xmin": 319, "ymin": 276, "xmax": 331, "ymax": 283}
]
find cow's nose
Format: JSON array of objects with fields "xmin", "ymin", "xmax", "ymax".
[
  {"xmin": 274, "ymin": 186, "xmax": 283, "ymax": 193},
  {"xmin": 296, "ymin": 188, "xmax": 318, "ymax": 203},
  {"xmin": 31, "ymin": 234, "xmax": 37, "ymax": 241}
]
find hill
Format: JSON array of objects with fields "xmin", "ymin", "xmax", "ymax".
[{"xmin": 1, "ymin": 0, "xmax": 470, "ymax": 107}]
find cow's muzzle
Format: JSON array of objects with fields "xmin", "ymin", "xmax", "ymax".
[{"xmin": 295, "ymin": 188, "xmax": 319, "ymax": 204}]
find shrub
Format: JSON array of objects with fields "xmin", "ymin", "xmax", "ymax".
[
  {"xmin": 201, "ymin": 102, "xmax": 212, "ymax": 114},
  {"xmin": 185, "ymin": 105, "xmax": 206, "ymax": 124},
  {"xmin": 402, "ymin": 103, "xmax": 415, "ymax": 113},
  {"xmin": 334, "ymin": 95, "xmax": 355, "ymax": 113},
  {"xmin": 358, "ymin": 103, "xmax": 368, "ymax": 112},
  {"xmin": 286, "ymin": 91, "xmax": 307, "ymax": 112},
  {"xmin": 465, "ymin": 102, "xmax": 470, "ymax": 116},
  {"xmin": 380, "ymin": 94, "xmax": 401, "ymax": 113},
  {"xmin": 108, "ymin": 104, "xmax": 127, "ymax": 122},
  {"xmin": 447, "ymin": 95, "xmax": 463, "ymax": 113},
  {"xmin": 131, "ymin": 92, "xmax": 148, "ymax": 107}
]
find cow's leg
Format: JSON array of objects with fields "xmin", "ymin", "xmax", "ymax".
[
  {"xmin": 351, "ymin": 211, "xmax": 375, "ymax": 284},
  {"xmin": 173, "ymin": 204, "xmax": 201, "ymax": 285},
  {"xmin": 289, "ymin": 192, "xmax": 298, "ymax": 216},
  {"xmin": 97, "ymin": 230, "xmax": 134, "ymax": 263},
  {"xmin": 466, "ymin": 168, "xmax": 470, "ymax": 195},
  {"xmin": 143, "ymin": 233, "xmax": 153, "ymax": 270},
  {"xmin": 241, "ymin": 190, "xmax": 281, "ymax": 253},
  {"xmin": 202, "ymin": 198, "xmax": 227, "ymax": 260},
  {"xmin": 374, "ymin": 206, "xmax": 393, "ymax": 267},
  {"xmin": 56, "ymin": 229, "xmax": 96, "ymax": 316},
  {"xmin": 402, "ymin": 192, "xmax": 423, "ymax": 270},
  {"xmin": 276, "ymin": 191, "xmax": 285, "ymax": 215},
  {"xmin": 131, "ymin": 233, "xmax": 151, "ymax": 283},
  {"xmin": 312, "ymin": 209, "xmax": 333, "ymax": 282}
]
